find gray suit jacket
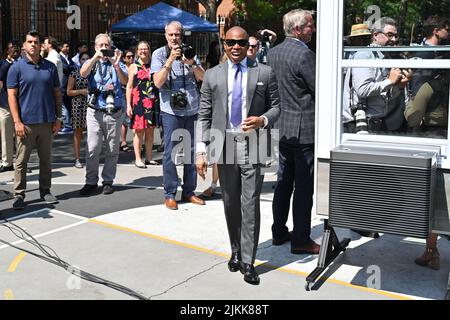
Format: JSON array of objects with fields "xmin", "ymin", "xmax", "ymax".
[
  {"xmin": 197, "ymin": 58, "xmax": 280, "ymax": 160},
  {"xmin": 267, "ymin": 38, "xmax": 316, "ymax": 145}
]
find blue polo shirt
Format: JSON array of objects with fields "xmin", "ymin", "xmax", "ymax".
[{"xmin": 7, "ymin": 56, "xmax": 60, "ymax": 124}]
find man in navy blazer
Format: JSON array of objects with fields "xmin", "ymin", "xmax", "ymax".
[{"xmin": 267, "ymin": 8, "xmax": 320, "ymax": 255}]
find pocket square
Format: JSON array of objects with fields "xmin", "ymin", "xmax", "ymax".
[{"xmin": 257, "ymin": 82, "xmax": 264, "ymax": 86}]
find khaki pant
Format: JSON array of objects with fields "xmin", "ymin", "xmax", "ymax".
[
  {"xmin": 14, "ymin": 123, "xmax": 53, "ymax": 198},
  {"xmin": 0, "ymin": 106, "xmax": 14, "ymax": 167}
]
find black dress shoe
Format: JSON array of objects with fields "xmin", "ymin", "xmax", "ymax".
[
  {"xmin": 228, "ymin": 252, "xmax": 241, "ymax": 272},
  {"xmin": 351, "ymin": 229, "xmax": 380, "ymax": 238},
  {"xmin": 0, "ymin": 165, "xmax": 14, "ymax": 173},
  {"xmin": 240, "ymin": 263, "xmax": 260, "ymax": 285},
  {"xmin": 272, "ymin": 231, "xmax": 292, "ymax": 246}
]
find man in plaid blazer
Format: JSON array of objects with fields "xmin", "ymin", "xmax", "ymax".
[{"xmin": 267, "ymin": 8, "xmax": 320, "ymax": 254}]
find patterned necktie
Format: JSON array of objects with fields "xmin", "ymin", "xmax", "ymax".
[{"xmin": 230, "ymin": 63, "xmax": 242, "ymax": 127}]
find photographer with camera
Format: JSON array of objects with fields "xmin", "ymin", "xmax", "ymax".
[
  {"xmin": 255, "ymin": 29, "xmax": 277, "ymax": 64},
  {"xmin": 79, "ymin": 33, "xmax": 128, "ymax": 196},
  {"xmin": 343, "ymin": 18, "xmax": 412, "ymax": 135},
  {"xmin": 151, "ymin": 20, "xmax": 205, "ymax": 210}
]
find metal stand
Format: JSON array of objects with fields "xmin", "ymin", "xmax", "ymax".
[{"xmin": 305, "ymin": 219, "xmax": 350, "ymax": 291}]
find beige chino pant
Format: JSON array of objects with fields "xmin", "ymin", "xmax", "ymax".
[{"xmin": 14, "ymin": 123, "xmax": 53, "ymax": 198}]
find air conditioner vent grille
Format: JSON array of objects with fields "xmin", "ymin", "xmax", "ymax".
[{"xmin": 329, "ymin": 159, "xmax": 435, "ymax": 239}]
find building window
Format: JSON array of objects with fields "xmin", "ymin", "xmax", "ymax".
[
  {"xmin": 55, "ymin": 0, "xmax": 70, "ymax": 11},
  {"xmin": 340, "ymin": 0, "xmax": 450, "ymax": 141}
]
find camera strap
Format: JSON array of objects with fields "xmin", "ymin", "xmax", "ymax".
[
  {"xmin": 97, "ymin": 61, "xmax": 114, "ymax": 86},
  {"xmin": 168, "ymin": 60, "xmax": 187, "ymax": 93}
]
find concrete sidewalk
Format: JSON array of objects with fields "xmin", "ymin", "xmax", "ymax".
[{"xmin": 0, "ymin": 162, "xmax": 449, "ymax": 300}]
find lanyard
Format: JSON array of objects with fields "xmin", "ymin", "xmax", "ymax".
[{"xmin": 97, "ymin": 61, "xmax": 114, "ymax": 86}]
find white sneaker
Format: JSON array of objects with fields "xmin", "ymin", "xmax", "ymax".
[{"xmin": 74, "ymin": 159, "xmax": 83, "ymax": 168}]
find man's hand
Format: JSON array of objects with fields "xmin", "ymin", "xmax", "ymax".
[
  {"xmin": 196, "ymin": 153, "xmax": 208, "ymax": 180},
  {"xmin": 52, "ymin": 119, "xmax": 62, "ymax": 136},
  {"xmin": 15, "ymin": 122, "xmax": 27, "ymax": 139},
  {"xmin": 182, "ymin": 56, "xmax": 196, "ymax": 66},
  {"xmin": 170, "ymin": 45, "xmax": 182, "ymax": 61},
  {"xmin": 388, "ymin": 68, "xmax": 403, "ymax": 86},
  {"xmin": 112, "ymin": 49, "xmax": 122, "ymax": 67},
  {"xmin": 93, "ymin": 49, "xmax": 104, "ymax": 61},
  {"xmin": 242, "ymin": 116, "xmax": 265, "ymax": 132},
  {"xmin": 399, "ymin": 69, "xmax": 413, "ymax": 88}
]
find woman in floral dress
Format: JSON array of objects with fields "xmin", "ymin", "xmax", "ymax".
[{"xmin": 126, "ymin": 41, "xmax": 159, "ymax": 168}]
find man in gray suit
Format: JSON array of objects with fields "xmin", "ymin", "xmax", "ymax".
[
  {"xmin": 196, "ymin": 26, "xmax": 280, "ymax": 285},
  {"xmin": 267, "ymin": 9, "xmax": 320, "ymax": 254}
]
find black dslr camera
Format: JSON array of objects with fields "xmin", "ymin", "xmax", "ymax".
[
  {"xmin": 87, "ymin": 88, "xmax": 101, "ymax": 107},
  {"xmin": 180, "ymin": 43, "xmax": 196, "ymax": 60},
  {"xmin": 170, "ymin": 91, "xmax": 188, "ymax": 109}
]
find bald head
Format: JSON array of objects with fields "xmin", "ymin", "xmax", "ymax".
[
  {"xmin": 224, "ymin": 26, "xmax": 249, "ymax": 64},
  {"xmin": 226, "ymin": 26, "xmax": 249, "ymax": 39}
]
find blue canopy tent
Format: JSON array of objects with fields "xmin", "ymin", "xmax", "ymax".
[{"xmin": 111, "ymin": 2, "xmax": 218, "ymax": 33}]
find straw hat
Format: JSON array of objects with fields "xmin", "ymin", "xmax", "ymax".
[{"xmin": 347, "ymin": 24, "xmax": 372, "ymax": 37}]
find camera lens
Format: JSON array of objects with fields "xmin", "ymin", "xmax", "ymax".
[{"xmin": 182, "ymin": 44, "xmax": 196, "ymax": 60}]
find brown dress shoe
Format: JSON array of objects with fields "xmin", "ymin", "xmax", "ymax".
[
  {"xmin": 415, "ymin": 248, "xmax": 440, "ymax": 270},
  {"xmin": 291, "ymin": 239, "xmax": 320, "ymax": 255},
  {"xmin": 202, "ymin": 186, "xmax": 216, "ymax": 198},
  {"xmin": 165, "ymin": 198, "xmax": 178, "ymax": 210},
  {"xmin": 181, "ymin": 194, "xmax": 205, "ymax": 205}
]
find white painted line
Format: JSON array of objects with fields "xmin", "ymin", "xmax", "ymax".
[
  {"xmin": 48, "ymin": 209, "xmax": 88, "ymax": 221},
  {"xmin": 0, "ymin": 220, "xmax": 88, "ymax": 251},
  {"xmin": 0, "ymin": 208, "xmax": 53, "ymax": 223},
  {"xmin": 0, "ymin": 209, "xmax": 86, "ymax": 224}
]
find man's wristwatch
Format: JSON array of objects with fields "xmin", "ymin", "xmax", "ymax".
[
  {"xmin": 191, "ymin": 62, "xmax": 198, "ymax": 69},
  {"xmin": 56, "ymin": 117, "xmax": 63, "ymax": 122}
]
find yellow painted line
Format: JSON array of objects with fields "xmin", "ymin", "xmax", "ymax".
[
  {"xmin": 8, "ymin": 252, "xmax": 27, "ymax": 273},
  {"xmin": 89, "ymin": 219, "xmax": 414, "ymax": 300},
  {"xmin": 89, "ymin": 219, "xmax": 229, "ymax": 259},
  {"xmin": 4, "ymin": 289, "xmax": 14, "ymax": 300}
]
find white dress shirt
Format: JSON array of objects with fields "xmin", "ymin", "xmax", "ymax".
[{"xmin": 45, "ymin": 49, "xmax": 63, "ymax": 84}]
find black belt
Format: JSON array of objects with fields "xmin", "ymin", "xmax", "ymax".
[{"xmin": 88, "ymin": 106, "xmax": 121, "ymax": 114}]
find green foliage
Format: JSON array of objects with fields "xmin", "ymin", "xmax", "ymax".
[
  {"xmin": 231, "ymin": 0, "xmax": 449, "ymax": 43},
  {"xmin": 344, "ymin": 0, "xmax": 450, "ymax": 43}
]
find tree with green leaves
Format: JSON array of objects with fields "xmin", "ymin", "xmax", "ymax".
[{"xmin": 196, "ymin": 0, "xmax": 224, "ymax": 23}]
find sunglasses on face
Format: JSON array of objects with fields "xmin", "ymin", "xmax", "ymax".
[
  {"xmin": 125, "ymin": 55, "xmax": 134, "ymax": 59},
  {"xmin": 224, "ymin": 39, "xmax": 249, "ymax": 47},
  {"xmin": 249, "ymin": 44, "xmax": 259, "ymax": 49}
]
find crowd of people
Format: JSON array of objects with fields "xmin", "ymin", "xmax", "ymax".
[{"xmin": 0, "ymin": 8, "xmax": 448, "ymax": 286}]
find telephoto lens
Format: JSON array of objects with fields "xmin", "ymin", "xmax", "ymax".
[
  {"xmin": 355, "ymin": 108, "xmax": 368, "ymax": 134},
  {"xmin": 105, "ymin": 94, "xmax": 115, "ymax": 114}
]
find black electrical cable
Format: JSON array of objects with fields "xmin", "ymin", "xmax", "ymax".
[{"xmin": 0, "ymin": 219, "xmax": 149, "ymax": 300}]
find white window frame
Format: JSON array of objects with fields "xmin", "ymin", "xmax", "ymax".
[{"xmin": 315, "ymin": 0, "xmax": 450, "ymax": 168}]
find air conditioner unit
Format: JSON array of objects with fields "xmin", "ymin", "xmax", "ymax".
[{"xmin": 329, "ymin": 144, "xmax": 439, "ymax": 239}]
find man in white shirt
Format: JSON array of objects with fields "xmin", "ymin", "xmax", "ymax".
[{"xmin": 42, "ymin": 36, "xmax": 63, "ymax": 83}]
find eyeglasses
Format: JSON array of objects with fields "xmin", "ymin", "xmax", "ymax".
[
  {"xmin": 249, "ymin": 44, "xmax": 259, "ymax": 49},
  {"xmin": 383, "ymin": 32, "xmax": 398, "ymax": 39},
  {"xmin": 224, "ymin": 39, "xmax": 249, "ymax": 47}
]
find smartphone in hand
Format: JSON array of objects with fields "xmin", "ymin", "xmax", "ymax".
[{"xmin": 101, "ymin": 49, "xmax": 115, "ymax": 57}]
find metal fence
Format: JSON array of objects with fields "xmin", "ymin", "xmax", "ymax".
[{"xmin": 0, "ymin": 0, "xmax": 216, "ymax": 62}]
